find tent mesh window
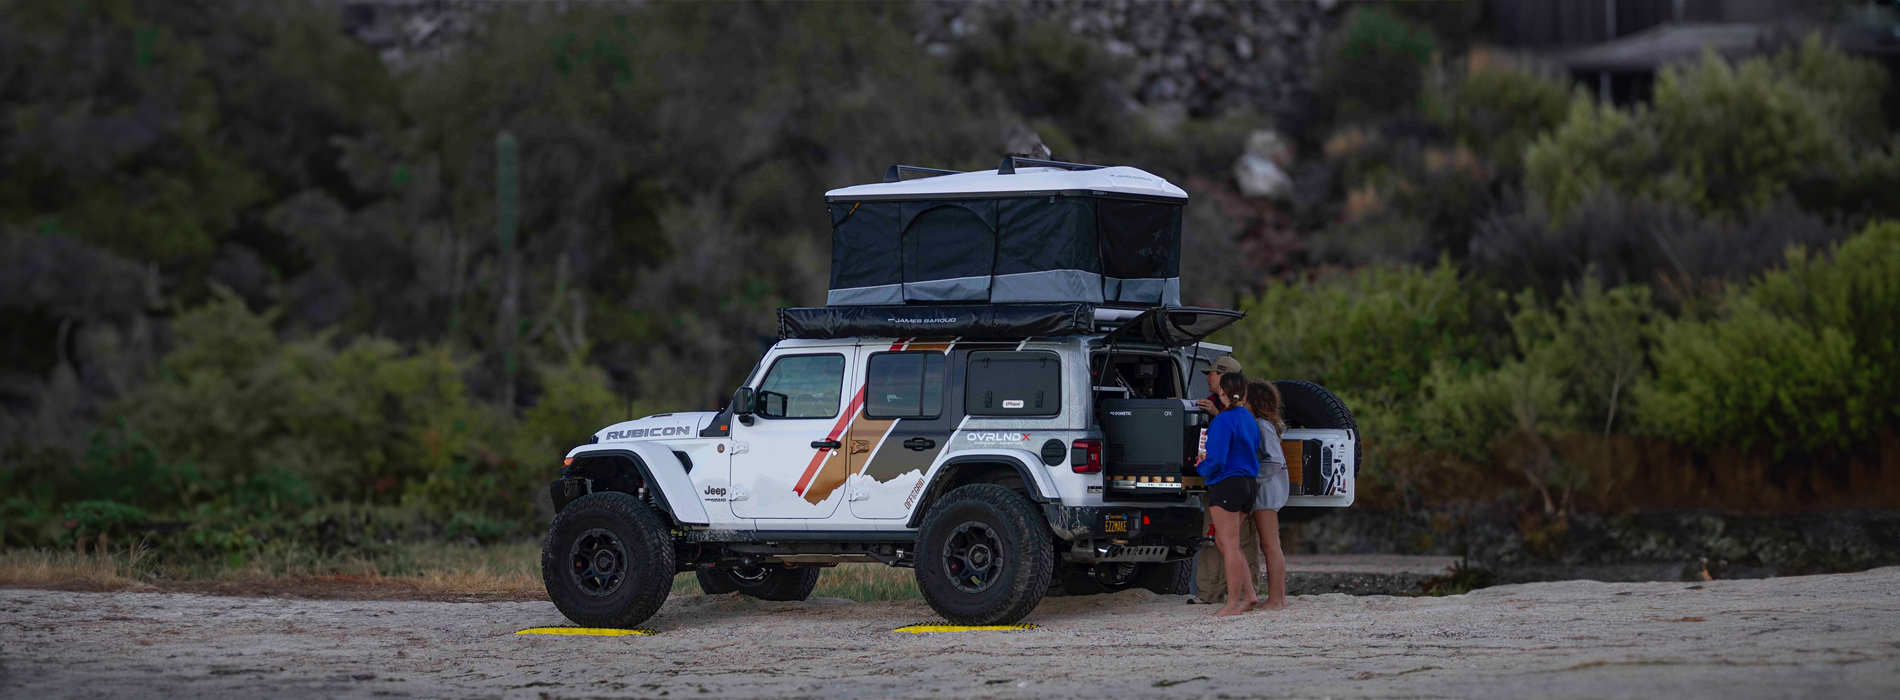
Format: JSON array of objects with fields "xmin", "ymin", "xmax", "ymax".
[{"xmin": 826, "ymin": 195, "xmax": 1180, "ymax": 307}]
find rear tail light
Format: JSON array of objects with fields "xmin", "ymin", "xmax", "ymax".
[{"xmin": 1071, "ymin": 439, "xmax": 1103, "ymax": 474}]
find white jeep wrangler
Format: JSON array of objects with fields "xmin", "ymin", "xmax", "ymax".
[{"xmin": 539, "ymin": 160, "xmax": 1359, "ymax": 627}]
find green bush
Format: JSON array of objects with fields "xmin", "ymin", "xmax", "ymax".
[
  {"xmin": 1417, "ymin": 358, "xmax": 1573, "ymax": 462},
  {"xmin": 1652, "ymin": 49, "xmax": 1845, "ymax": 215},
  {"xmin": 444, "ymin": 511, "xmax": 512, "ymax": 544},
  {"xmin": 62, "ymin": 500, "xmax": 148, "ymax": 542},
  {"xmin": 1635, "ymin": 222, "xmax": 1900, "ymax": 455},
  {"xmin": 1319, "ymin": 6, "xmax": 1437, "ymax": 124},
  {"xmin": 122, "ymin": 290, "xmax": 488, "ymax": 502},
  {"xmin": 1229, "ymin": 260, "xmax": 1487, "ymax": 403},
  {"xmin": 1507, "ymin": 280, "xmax": 1655, "ymax": 436},
  {"xmin": 1523, "ymin": 94, "xmax": 1669, "ymax": 220},
  {"xmin": 1425, "ymin": 60, "xmax": 1571, "ymax": 167},
  {"xmin": 1526, "ymin": 39, "xmax": 1880, "ymax": 220}
]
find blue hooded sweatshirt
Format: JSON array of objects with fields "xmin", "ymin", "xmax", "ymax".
[{"xmin": 1196, "ymin": 406, "xmax": 1261, "ymax": 485}]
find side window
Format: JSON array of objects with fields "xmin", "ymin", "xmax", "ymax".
[
  {"xmin": 756, "ymin": 354, "xmax": 846, "ymax": 419},
  {"xmin": 865, "ymin": 352, "xmax": 946, "ymax": 419},
  {"xmin": 966, "ymin": 351, "xmax": 1061, "ymax": 417}
]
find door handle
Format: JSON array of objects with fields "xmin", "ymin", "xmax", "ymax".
[
  {"xmin": 903, "ymin": 437, "xmax": 936, "ymax": 451},
  {"xmin": 811, "ymin": 439, "xmax": 842, "ymax": 450}
]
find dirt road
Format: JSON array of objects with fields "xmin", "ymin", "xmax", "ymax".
[{"xmin": 3, "ymin": 567, "xmax": 1897, "ymax": 699}]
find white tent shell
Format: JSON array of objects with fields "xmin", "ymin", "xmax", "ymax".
[
  {"xmin": 822, "ymin": 159, "xmax": 1188, "ymax": 308},
  {"xmin": 824, "ymin": 165, "xmax": 1189, "ymax": 202}
]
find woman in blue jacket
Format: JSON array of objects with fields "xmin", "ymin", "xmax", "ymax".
[{"xmin": 1197, "ymin": 372, "xmax": 1261, "ymax": 616}]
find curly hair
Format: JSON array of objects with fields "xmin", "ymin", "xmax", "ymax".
[{"xmin": 1246, "ymin": 378, "xmax": 1286, "ymax": 434}]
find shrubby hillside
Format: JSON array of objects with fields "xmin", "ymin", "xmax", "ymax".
[{"xmin": 2, "ymin": 1, "xmax": 1896, "ymax": 558}]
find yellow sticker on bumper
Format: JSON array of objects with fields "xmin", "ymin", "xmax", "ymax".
[
  {"xmin": 515, "ymin": 627, "xmax": 655, "ymax": 636},
  {"xmin": 893, "ymin": 624, "xmax": 1038, "ymax": 633}
]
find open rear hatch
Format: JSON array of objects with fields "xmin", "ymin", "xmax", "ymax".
[
  {"xmin": 1092, "ymin": 307, "xmax": 1244, "ymax": 501},
  {"xmin": 1098, "ymin": 307, "xmax": 1245, "ymax": 347}
]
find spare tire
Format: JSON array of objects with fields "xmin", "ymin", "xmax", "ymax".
[{"xmin": 1273, "ymin": 380, "xmax": 1358, "ymax": 524}]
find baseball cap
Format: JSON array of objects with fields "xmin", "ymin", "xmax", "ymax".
[{"xmin": 1200, "ymin": 356, "xmax": 1242, "ymax": 375}]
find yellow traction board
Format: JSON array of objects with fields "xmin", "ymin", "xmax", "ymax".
[
  {"xmin": 515, "ymin": 627, "xmax": 655, "ymax": 636},
  {"xmin": 893, "ymin": 623, "xmax": 1039, "ymax": 633}
]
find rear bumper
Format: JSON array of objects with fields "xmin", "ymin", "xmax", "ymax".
[{"xmin": 1042, "ymin": 503, "xmax": 1203, "ymax": 559}]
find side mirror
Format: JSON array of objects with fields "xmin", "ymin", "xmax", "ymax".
[{"xmin": 731, "ymin": 387, "xmax": 755, "ymax": 426}]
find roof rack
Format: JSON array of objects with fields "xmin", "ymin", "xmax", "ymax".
[
  {"xmin": 997, "ymin": 156, "xmax": 1104, "ymax": 175},
  {"xmin": 883, "ymin": 165, "xmax": 964, "ymax": 183}
]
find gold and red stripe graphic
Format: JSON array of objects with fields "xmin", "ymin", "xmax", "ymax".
[
  {"xmin": 792, "ymin": 339, "xmax": 908, "ymax": 502},
  {"xmin": 852, "ymin": 339, "xmax": 953, "ymax": 484}
]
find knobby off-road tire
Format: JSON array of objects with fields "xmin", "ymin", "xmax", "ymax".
[
  {"xmin": 696, "ymin": 565, "xmax": 822, "ymax": 601},
  {"xmin": 914, "ymin": 484, "xmax": 1055, "ymax": 625},
  {"xmin": 541, "ymin": 491, "xmax": 675, "ymax": 629},
  {"xmin": 1274, "ymin": 379, "xmax": 1358, "ymax": 524},
  {"xmin": 1061, "ymin": 559, "xmax": 1194, "ymax": 596},
  {"xmin": 1139, "ymin": 558, "xmax": 1195, "ymax": 595}
]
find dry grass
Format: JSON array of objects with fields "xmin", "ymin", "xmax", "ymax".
[
  {"xmin": 0, "ymin": 544, "xmax": 154, "ymax": 592},
  {"xmin": 1, "ymin": 543, "xmax": 921, "ymax": 602},
  {"xmin": 0, "ymin": 542, "xmax": 545, "ymax": 600}
]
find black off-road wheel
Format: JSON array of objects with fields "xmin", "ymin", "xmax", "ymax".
[
  {"xmin": 914, "ymin": 484, "xmax": 1055, "ymax": 625},
  {"xmin": 541, "ymin": 491, "xmax": 675, "ymax": 629},
  {"xmin": 696, "ymin": 565, "xmax": 822, "ymax": 601},
  {"xmin": 1275, "ymin": 379, "xmax": 1359, "ymax": 524},
  {"xmin": 1061, "ymin": 559, "xmax": 1194, "ymax": 596}
]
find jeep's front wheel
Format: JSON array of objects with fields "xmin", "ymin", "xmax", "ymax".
[
  {"xmin": 914, "ymin": 484, "xmax": 1054, "ymax": 625},
  {"xmin": 696, "ymin": 565, "xmax": 822, "ymax": 601},
  {"xmin": 541, "ymin": 491, "xmax": 674, "ymax": 628}
]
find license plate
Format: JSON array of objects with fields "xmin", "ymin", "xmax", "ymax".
[{"xmin": 1103, "ymin": 517, "xmax": 1128, "ymax": 533}]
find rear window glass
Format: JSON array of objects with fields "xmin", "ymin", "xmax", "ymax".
[
  {"xmin": 965, "ymin": 351, "xmax": 1061, "ymax": 417},
  {"xmin": 865, "ymin": 352, "xmax": 946, "ymax": 419}
]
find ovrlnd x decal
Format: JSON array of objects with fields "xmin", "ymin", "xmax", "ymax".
[{"xmin": 962, "ymin": 431, "xmax": 1033, "ymax": 444}]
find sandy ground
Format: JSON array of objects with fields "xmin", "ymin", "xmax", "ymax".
[{"xmin": 2, "ymin": 568, "xmax": 1897, "ymax": 700}]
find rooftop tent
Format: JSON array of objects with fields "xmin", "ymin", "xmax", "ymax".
[{"xmin": 824, "ymin": 159, "xmax": 1186, "ymax": 307}]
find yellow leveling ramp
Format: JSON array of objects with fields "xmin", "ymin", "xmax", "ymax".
[
  {"xmin": 892, "ymin": 623, "xmax": 1039, "ymax": 633},
  {"xmin": 515, "ymin": 627, "xmax": 655, "ymax": 636}
]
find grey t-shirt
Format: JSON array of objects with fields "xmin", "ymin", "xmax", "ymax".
[
  {"xmin": 1256, "ymin": 418, "xmax": 1287, "ymax": 473},
  {"xmin": 1254, "ymin": 417, "xmax": 1289, "ymax": 512}
]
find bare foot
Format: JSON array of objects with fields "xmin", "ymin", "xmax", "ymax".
[
  {"xmin": 1214, "ymin": 602, "xmax": 1251, "ymax": 617},
  {"xmin": 1255, "ymin": 598, "xmax": 1289, "ymax": 611}
]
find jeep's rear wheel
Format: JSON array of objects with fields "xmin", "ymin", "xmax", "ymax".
[
  {"xmin": 541, "ymin": 491, "xmax": 674, "ymax": 628},
  {"xmin": 696, "ymin": 565, "xmax": 822, "ymax": 601},
  {"xmin": 914, "ymin": 484, "xmax": 1054, "ymax": 625}
]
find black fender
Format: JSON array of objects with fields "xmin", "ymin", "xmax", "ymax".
[
  {"xmin": 557, "ymin": 446, "xmax": 710, "ymax": 526},
  {"xmin": 904, "ymin": 454, "xmax": 1051, "ymax": 529}
]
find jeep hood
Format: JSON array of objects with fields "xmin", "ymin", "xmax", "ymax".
[{"xmin": 591, "ymin": 412, "xmax": 717, "ymax": 443}]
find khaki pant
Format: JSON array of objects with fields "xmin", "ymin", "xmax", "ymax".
[{"xmin": 1194, "ymin": 493, "xmax": 1261, "ymax": 603}]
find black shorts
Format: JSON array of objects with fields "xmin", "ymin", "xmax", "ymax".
[{"xmin": 1207, "ymin": 476, "xmax": 1257, "ymax": 513}]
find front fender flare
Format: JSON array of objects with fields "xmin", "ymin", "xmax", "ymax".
[{"xmin": 563, "ymin": 444, "xmax": 710, "ymax": 526}]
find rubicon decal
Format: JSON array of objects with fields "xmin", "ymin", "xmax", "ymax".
[{"xmin": 604, "ymin": 425, "xmax": 692, "ymax": 440}]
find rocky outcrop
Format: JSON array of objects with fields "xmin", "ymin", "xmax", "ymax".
[
  {"xmin": 914, "ymin": 0, "xmax": 1338, "ymax": 120},
  {"xmin": 338, "ymin": 1, "xmax": 1339, "ymax": 121}
]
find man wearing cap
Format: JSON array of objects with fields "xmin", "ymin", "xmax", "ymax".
[{"xmin": 1189, "ymin": 356, "xmax": 1262, "ymax": 604}]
